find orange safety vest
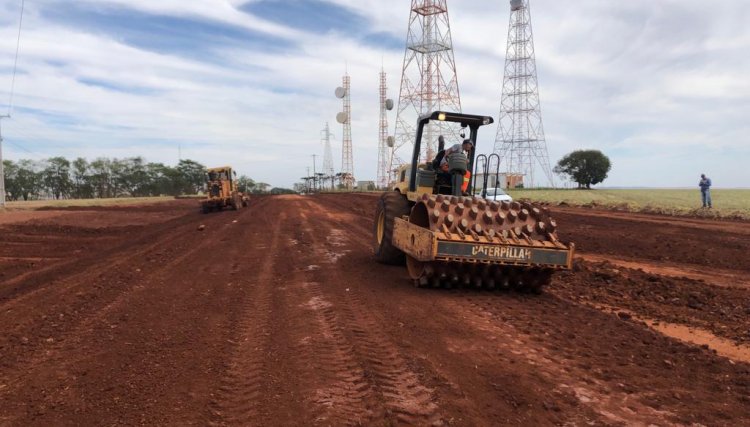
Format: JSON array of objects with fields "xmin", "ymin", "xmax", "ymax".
[{"xmin": 461, "ymin": 171, "xmax": 471, "ymax": 192}]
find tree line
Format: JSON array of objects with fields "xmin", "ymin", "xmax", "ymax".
[{"xmin": 2, "ymin": 157, "xmax": 276, "ymax": 201}]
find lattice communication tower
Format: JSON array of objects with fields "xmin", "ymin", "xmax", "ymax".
[
  {"xmin": 322, "ymin": 122, "xmax": 334, "ymax": 176},
  {"xmin": 377, "ymin": 69, "xmax": 389, "ymax": 189},
  {"xmin": 493, "ymin": 0, "xmax": 554, "ymax": 188},
  {"xmin": 391, "ymin": 0, "xmax": 462, "ymax": 170},
  {"xmin": 336, "ymin": 73, "xmax": 354, "ymax": 189}
]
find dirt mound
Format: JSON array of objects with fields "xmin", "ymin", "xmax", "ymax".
[{"xmin": 555, "ymin": 209, "xmax": 750, "ymax": 272}]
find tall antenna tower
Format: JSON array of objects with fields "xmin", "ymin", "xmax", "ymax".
[
  {"xmin": 377, "ymin": 69, "xmax": 394, "ymax": 189},
  {"xmin": 494, "ymin": 0, "xmax": 554, "ymax": 188},
  {"xmin": 321, "ymin": 122, "xmax": 334, "ymax": 176},
  {"xmin": 391, "ymin": 0, "xmax": 462, "ymax": 169},
  {"xmin": 335, "ymin": 73, "xmax": 354, "ymax": 189}
]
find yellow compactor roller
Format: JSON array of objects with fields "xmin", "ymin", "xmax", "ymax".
[{"xmin": 374, "ymin": 111, "xmax": 575, "ymax": 292}]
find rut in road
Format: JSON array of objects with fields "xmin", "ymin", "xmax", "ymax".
[
  {"xmin": 0, "ymin": 205, "xmax": 212, "ymax": 365},
  {"xmin": 3, "ymin": 195, "xmax": 749, "ymax": 426},
  {"xmin": 207, "ymin": 207, "xmax": 282, "ymax": 426},
  {"xmin": 285, "ymin": 228, "xmax": 374, "ymax": 425},
  {"xmin": 299, "ymin": 199, "xmax": 443, "ymax": 426},
  {"xmin": 0, "ymin": 201, "xmax": 265, "ymax": 425},
  {"xmin": 0, "ymin": 207, "xmax": 234, "ymax": 407},
  {"xmin": 309, "ymin": 194, "xmax": 750, "ymax": 426}
]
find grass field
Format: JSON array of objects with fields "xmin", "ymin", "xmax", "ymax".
[
  {"xmin": 1, "ymin": 196, "xmax": 175, "ymax": 211},
  {"xmin": 506, "ymin": 189, "xmax": 750, "ymax": 220}
]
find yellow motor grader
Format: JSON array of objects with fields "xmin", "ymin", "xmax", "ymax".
[
  {"xmin": 374, "ymin": 111, "xmax": 574, "ymax": 292},
  {"xmin": 200, "ymin": 166, "xmax": 249, "ymax": 213}
]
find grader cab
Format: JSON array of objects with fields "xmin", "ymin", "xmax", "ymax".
[{"xmin": 374, "ymin": 111, "xmax": 574, "ymax": 292}]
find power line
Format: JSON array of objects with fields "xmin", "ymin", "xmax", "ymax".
[
  {"xmin": 5, "ymin": 139, "xmax": 44, "ymax": 159},
  {"xmin": 1, "ymin": 0, "xmax": 25, "ymax": 206},
  {"xmin": 7, "ymin": 0, "xmax": 25, "ymax": 115}
]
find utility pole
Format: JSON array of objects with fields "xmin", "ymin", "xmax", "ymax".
[
  {"xmin": 312, "ymin": 154, "xmax": 318, "ymax": 192},
  {"xmin": 0, "ymin": 115, "xmax": 8, "ymax": 207},
  {"xmin": 321, "ymin": 122, "xmax": 335, "ymax": 190}
]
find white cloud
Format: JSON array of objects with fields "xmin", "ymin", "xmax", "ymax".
[{"xmin": 0, "ymin": 0, "xmax": 748, "ymax": 188}]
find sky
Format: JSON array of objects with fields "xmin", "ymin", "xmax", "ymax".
[{"xmin": 0, "ymin": 0, "xmax": 748, "ymax": 188}]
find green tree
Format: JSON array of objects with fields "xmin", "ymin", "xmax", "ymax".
[
  {"xmin": 71, "ymin": 157, "xmax": 93, "ymax": 199},
  {"xmin": 269, "ymin": 187, "xmax": 297, "ymax": 195},
  {"xmin": 15, "ymin": 159, "xmax": 42, "ymax": 201},
  {"xmin": 117, "ymin": 157, "xmax": 150, "ymax": 197},
  {"xmin": 142, "ymin": 162, "xmax": 174, "ymax": 196},
  {"xmin": 43, "ymin": 156, "xmax": 72, "ymax": 200},
  {"xmin": 554, "ymin": 150, "xmax": 612, "ymax": 189},
  {"xmin": 175, "ymin": 159, "xmax": 206, "ymax": 195},
  {"xmin": 3, "ymin": 160, "xmax": 19, "ymax": 201},
  {"xmin": 253, "ymin": 182, "xmax": 271, "ymax": 194},
  {"xmin": 236, "ymin": 175, "xmax": 255, "ymax": 194},
  {"xmin": 89, "ymin": 158, "xmax": 112, "ymax": 198}
]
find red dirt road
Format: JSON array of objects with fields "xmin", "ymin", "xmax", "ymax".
[{"xmin": 1, "ymin": 195, "xmax": 749, "ymax": 426}]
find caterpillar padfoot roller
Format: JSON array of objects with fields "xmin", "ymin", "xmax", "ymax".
[{"xmin": 374, "ymin": 111, "xmax": 574, "ymax": 292}]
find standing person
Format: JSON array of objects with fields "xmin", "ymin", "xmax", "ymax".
[{"xmin": 699, "ymin": 174, "xmax": 712, "ymax": 208}]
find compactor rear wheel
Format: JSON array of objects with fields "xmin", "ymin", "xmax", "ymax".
[
  {"xmin": 408, "ymin": 195, "xmax": 560, "ymax": 292},
  {"xmin": 374, "ymin": 192, "xmax": 412, "ymax": 265}
]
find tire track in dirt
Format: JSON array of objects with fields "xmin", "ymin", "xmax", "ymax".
[
  {"xmin": 287, "ymin": 212, "xmax": 377, "ymax": 425},
  {"xmin": 309, "ymin": 194, "xmax": 750, "ymax": 425},
  {"xmin": 447, "ymin": 294, "xmax": 676, "ymax": 425},
  {"xmin": 0, "ymin": 206, "xmax": 231, "ymax": 379},
  {"xmin": 0, "ymin": 201, "xmax": 267, "ymax": 425},
  {"xmin": 0, "ymin": 207, "xmax": 199, "ymax": 301},
  {"xmin": 451, "ymin": 293, "xmax": 750, "ymax": 425},
  {"xmin": 295, "ymin": 282, "xmax": 375, "ymax": 425},
  {"xmin": 301, "ymin": 198, "xmax": 443, "ymax": 426},
  {"xmin": 207, "ymin": 206, "xmax": 281, "ymax": 426}
]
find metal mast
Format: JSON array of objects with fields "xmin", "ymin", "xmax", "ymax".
[
  {"xmin": 321, "ymin": 122, "xmax": 335, "ymax": 190},
  {"xmin": 0, "ymin": 116, "xmax": 7, "ymax": 207},
  {"xmin": 340, "ymin": 73, "xmax": 354, "ymax": 189},
  {"xmin": 1, "ymin": 0, "xmax": 25, "ymax": 207},
  {"xmin": 391, "ymin": 0, "xmax": 462, "ymax": 169},
  {"xmin": 377, "ymin": 69, "xmax": 389, "ymax": 189},
  {"xmin": 494, "ymin": 0, "xmax": 554, "ymax": 188}
]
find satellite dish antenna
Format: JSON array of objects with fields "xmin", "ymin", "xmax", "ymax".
[
  {"xmin": 335, "ymin": 87, "xmax": 347, "ymax": 99},
  {"xmin": 336, "ymin": 112, "xmax": 349, "ymax": 124},
  {"xmin": 386, "ymin": 136, "xmax": 395, "ymax": 147},
  {"xmin": 510, "ymin": 0, "xmax": 523, "ymax": 11},
  {"xmin": 385, "ymin": 99, "xmax": 394, "ymax": 111}
]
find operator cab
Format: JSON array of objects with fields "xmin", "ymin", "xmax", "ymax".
[{"xmin": 406, "ymin": 111, "xmax": 494, "ymax": 200}]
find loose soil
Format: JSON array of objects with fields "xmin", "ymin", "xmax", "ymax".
[{"xmin": 0, "ymin": 195, "xmax": 748, "ymax": 426}]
